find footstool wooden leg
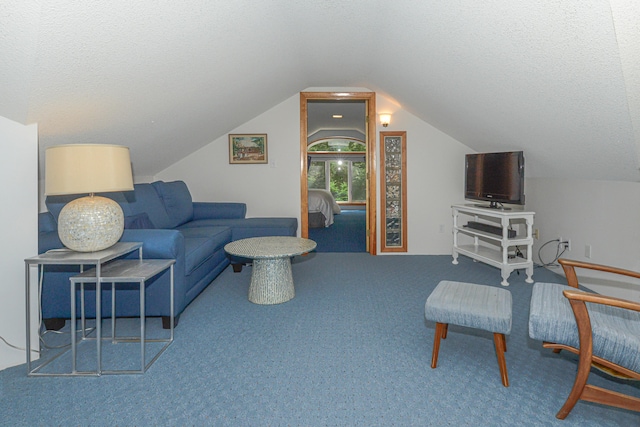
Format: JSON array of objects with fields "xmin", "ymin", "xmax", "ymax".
[
  {"xmin": 493, "ymin": 333, "xmax": 509, "ymax": 387},
  {"xmin": 425, "ymin": 281, "xmax": 512, "ymax": 386},
  {"xmin": 431, "ymin": 322, "xmax": 447, "ymax": 369}
]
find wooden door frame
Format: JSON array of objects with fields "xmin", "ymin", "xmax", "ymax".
[{"xmin": 300, "ymin": 91, "xmax": 377, "ymax": 255}]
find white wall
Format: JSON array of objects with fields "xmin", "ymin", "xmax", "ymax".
[
  {"xmin": 157, "ymin": 90, "xmax": 471, "ymax": 255},
  {"xmin": 0, "ymin": 116, "xmax": 38, "ymax": 371},
  {"xmin": 376, "ymin": 95, "xmax": 470, "ymax": 254},
  {"xmin": 157, "ymin": 94, "xmax": 303, "ymax": 220},
  {"xmin": 527, "ymin": 177, "xmax": 640, "ymax": 301}
]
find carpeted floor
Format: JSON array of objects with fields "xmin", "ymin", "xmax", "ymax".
[
  {"xmin": 1, "ymin": 254, "xmax": 638, "ymax": 426},
  {"xmin": 308, "ymin": 209, "xmax": 366, "ymax": 252}
]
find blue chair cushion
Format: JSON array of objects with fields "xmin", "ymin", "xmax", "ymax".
[
  {"xmin": 425, "ymin": 280, "xmax": 512, "ymax": 334},
  {"xmin": 529, "ymin": 282, "xmax": 640, "ymax": 374}
]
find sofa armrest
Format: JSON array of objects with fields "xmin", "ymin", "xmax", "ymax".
[
  {"xmin": 120, "ymin": 229, "xmax": 184, "ymax": 259},
  {"xmin": 192, "ymin": 202, "xmax": 246, "ymax": 220},
  {"xmin": 120, "ymin": 229, "xmax": 188, "ymax": 316}
]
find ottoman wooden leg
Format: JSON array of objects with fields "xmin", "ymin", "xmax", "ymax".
[
  {"xmin": 431, "ymin": 322, "xmax": 447, "ymax": 369},
  {"xmin": 493, "ymin": 333, "xmax": 509, "ymax": 387}
]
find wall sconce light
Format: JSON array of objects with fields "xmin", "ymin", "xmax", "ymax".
[{"xmin": 379, "ymin": 114, "xmax": 391, "ymax": 127}]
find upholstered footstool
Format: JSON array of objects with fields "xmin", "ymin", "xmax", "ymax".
[{"xmin": 424, "ymin": 280, "xmax": 513, "ymax": 387}]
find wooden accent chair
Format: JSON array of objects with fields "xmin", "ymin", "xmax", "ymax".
[{"xmin": 529, "ymin": 258, "xmax": 640, "ymax": 419}]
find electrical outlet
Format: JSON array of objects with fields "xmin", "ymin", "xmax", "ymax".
[
  {"xmin": 585, "ymin": 244, "xmax": 592, "ymax": 259},
  {"xmin": 559, "ymin": 237, "xmax": 571, "ymax": 251},
  {"xmin": 533, "ymin": 229, "xmax": 539, "ymax": 240}
]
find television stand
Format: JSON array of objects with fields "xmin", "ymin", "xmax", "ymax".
[
  {"xmin": 452, "ymin": 204, "xmax": 535, "ymax": 286},
  {"xmin": 484, "ymin": 201, "xmax": 511, "ymax": 210}
]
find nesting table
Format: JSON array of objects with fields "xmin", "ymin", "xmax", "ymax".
[
  {"xmin": 224, "ymin": 236, "xmax": 316, "ymax": 304},
  {"xmin": 70, "ymin": 258, "xmax": 175, "ymax": 375},
  {"xmin": 24, "ymin": 242, "xmax": 175, "ymax": 376}
]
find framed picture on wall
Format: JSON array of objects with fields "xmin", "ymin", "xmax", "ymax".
[{"xmin": 229, "ymin": 134, "xmax": 268, "ymax": 164}]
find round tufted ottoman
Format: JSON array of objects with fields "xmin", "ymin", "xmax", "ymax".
[{"xmin": 424, "ymin": 280, "xmax": 513, "ymax": 387}]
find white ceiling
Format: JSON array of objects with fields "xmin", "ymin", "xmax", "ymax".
[
  {"xmin": 2, "ymin": 0, "xmax": 639, "ymax": 181},
  {"xmin": 307, "ymin": 101, "xmax": 366, "ymax": 139}
]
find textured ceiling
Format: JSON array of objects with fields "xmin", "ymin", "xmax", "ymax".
[
  {"xmin": 307, "ymin": 101, "xmax": 366, "ymax": 139},
  {"xmin": 1, "ymin": 0, "xmax": 639, "ymax": 181}
]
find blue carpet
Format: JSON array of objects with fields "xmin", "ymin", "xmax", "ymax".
[
  {"xmin": 308, "ymin": 210, "xmax": 366, "ymax": 252},
  {"xmin": 1, "ymin": 255, "xmax": 638, "ymax": 426}
]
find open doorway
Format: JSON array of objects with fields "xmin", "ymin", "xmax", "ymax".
[{"xmin": 299, "ymin": 92, "xmax": 377, "ymax": 254}]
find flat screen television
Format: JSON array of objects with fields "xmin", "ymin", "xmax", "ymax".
[{"xmin": 465, "ymin": 151, "xmax": 525, "ymax": 208}]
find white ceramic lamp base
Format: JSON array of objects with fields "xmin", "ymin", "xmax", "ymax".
[{"xmin": 58, "ymin": 195, "xmax": 125, "ymax": 252}]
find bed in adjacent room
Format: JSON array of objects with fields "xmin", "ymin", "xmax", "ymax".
[{"xmin": 308, "ymin": 189, "xmax": 341, "ymax": 227}]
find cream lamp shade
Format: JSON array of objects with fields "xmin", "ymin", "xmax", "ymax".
[{"xmin": 45, "ymin": 144, "xmax": 134, "ymax": 252}]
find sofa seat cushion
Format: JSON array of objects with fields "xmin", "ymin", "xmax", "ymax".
[
  {"xmin": 184, "ymin": 217, "xmax": 298, "ymax": 240},
  {"xmin": 179, "ymin": 226, "xmax": 232, "ymax": 275},
  {"xmin": 529, "ymin": 282, "xmax": 640, "ymax": 374}
]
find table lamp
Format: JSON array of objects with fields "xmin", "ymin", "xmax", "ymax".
[{"xmin": 45, "ymin": 144, "xmax": 134, "ymax": 252}]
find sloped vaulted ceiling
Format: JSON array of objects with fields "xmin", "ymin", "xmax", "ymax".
[{"xmin": 1, "ymin": 0, "xmax": 638, "ymax": 181}]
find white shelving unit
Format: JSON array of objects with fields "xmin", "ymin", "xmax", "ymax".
[{"xmin": 452, "ymin": 204, "xmax": 535, "ymax": 286}]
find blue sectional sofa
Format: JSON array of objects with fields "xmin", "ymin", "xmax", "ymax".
[{"xmin": 39, "ymin": 180, "xmax": 297, "ymax": 328}]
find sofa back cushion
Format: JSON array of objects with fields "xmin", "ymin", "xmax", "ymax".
[
  {"xmin": 39, "ymin": 211, "xmax": 57, "ymax": 233},
  {"xmin": 45, "ymin": 194, "xmax": 80, "ymax": 221},
  {"xmin": 122, "ymin": 183, "xmax": 173, "ymax": 229},
  {"xmin": 45, "ymin": 192, "xmax": 130, "ymax": 222},
  {"xmin": 152, "ymin": 181, "xmax": 194, "ymax": 228},
  {"xmin": 46, "ymin": 181, "xmax": 194, "ymax": 231},
  {"xmin": 124, "ymin": 212, "xmax": 156, "ymax": 229}
]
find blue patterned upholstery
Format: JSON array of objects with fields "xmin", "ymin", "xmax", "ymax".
[
  {"xmin": 40, "ymin": 180, "xmax": 298, "ymax": 322},
  {"xmin": 425, "ymin": 281, "xmax": 512, "ymax": 334},
  {"xmin": 529, "ymin": 282, "xmax": 640, "ymax": 374}
]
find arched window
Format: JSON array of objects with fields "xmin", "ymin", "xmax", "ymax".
[
  {"xmin": 307, "ymin": 138, "xmax": 366, "ymax": 203},
  {"xmin": 308, "ymin": 138, "xmax": 366, "ymax": 152}
]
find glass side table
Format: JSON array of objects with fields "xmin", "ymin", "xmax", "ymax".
[
  {"xmin": 70, "ymin": 259, "xmax": 175, "ymax": 375},
  {"xmin": 24, "ymin": 242, "xmax": 142, "ymax": 376}
]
